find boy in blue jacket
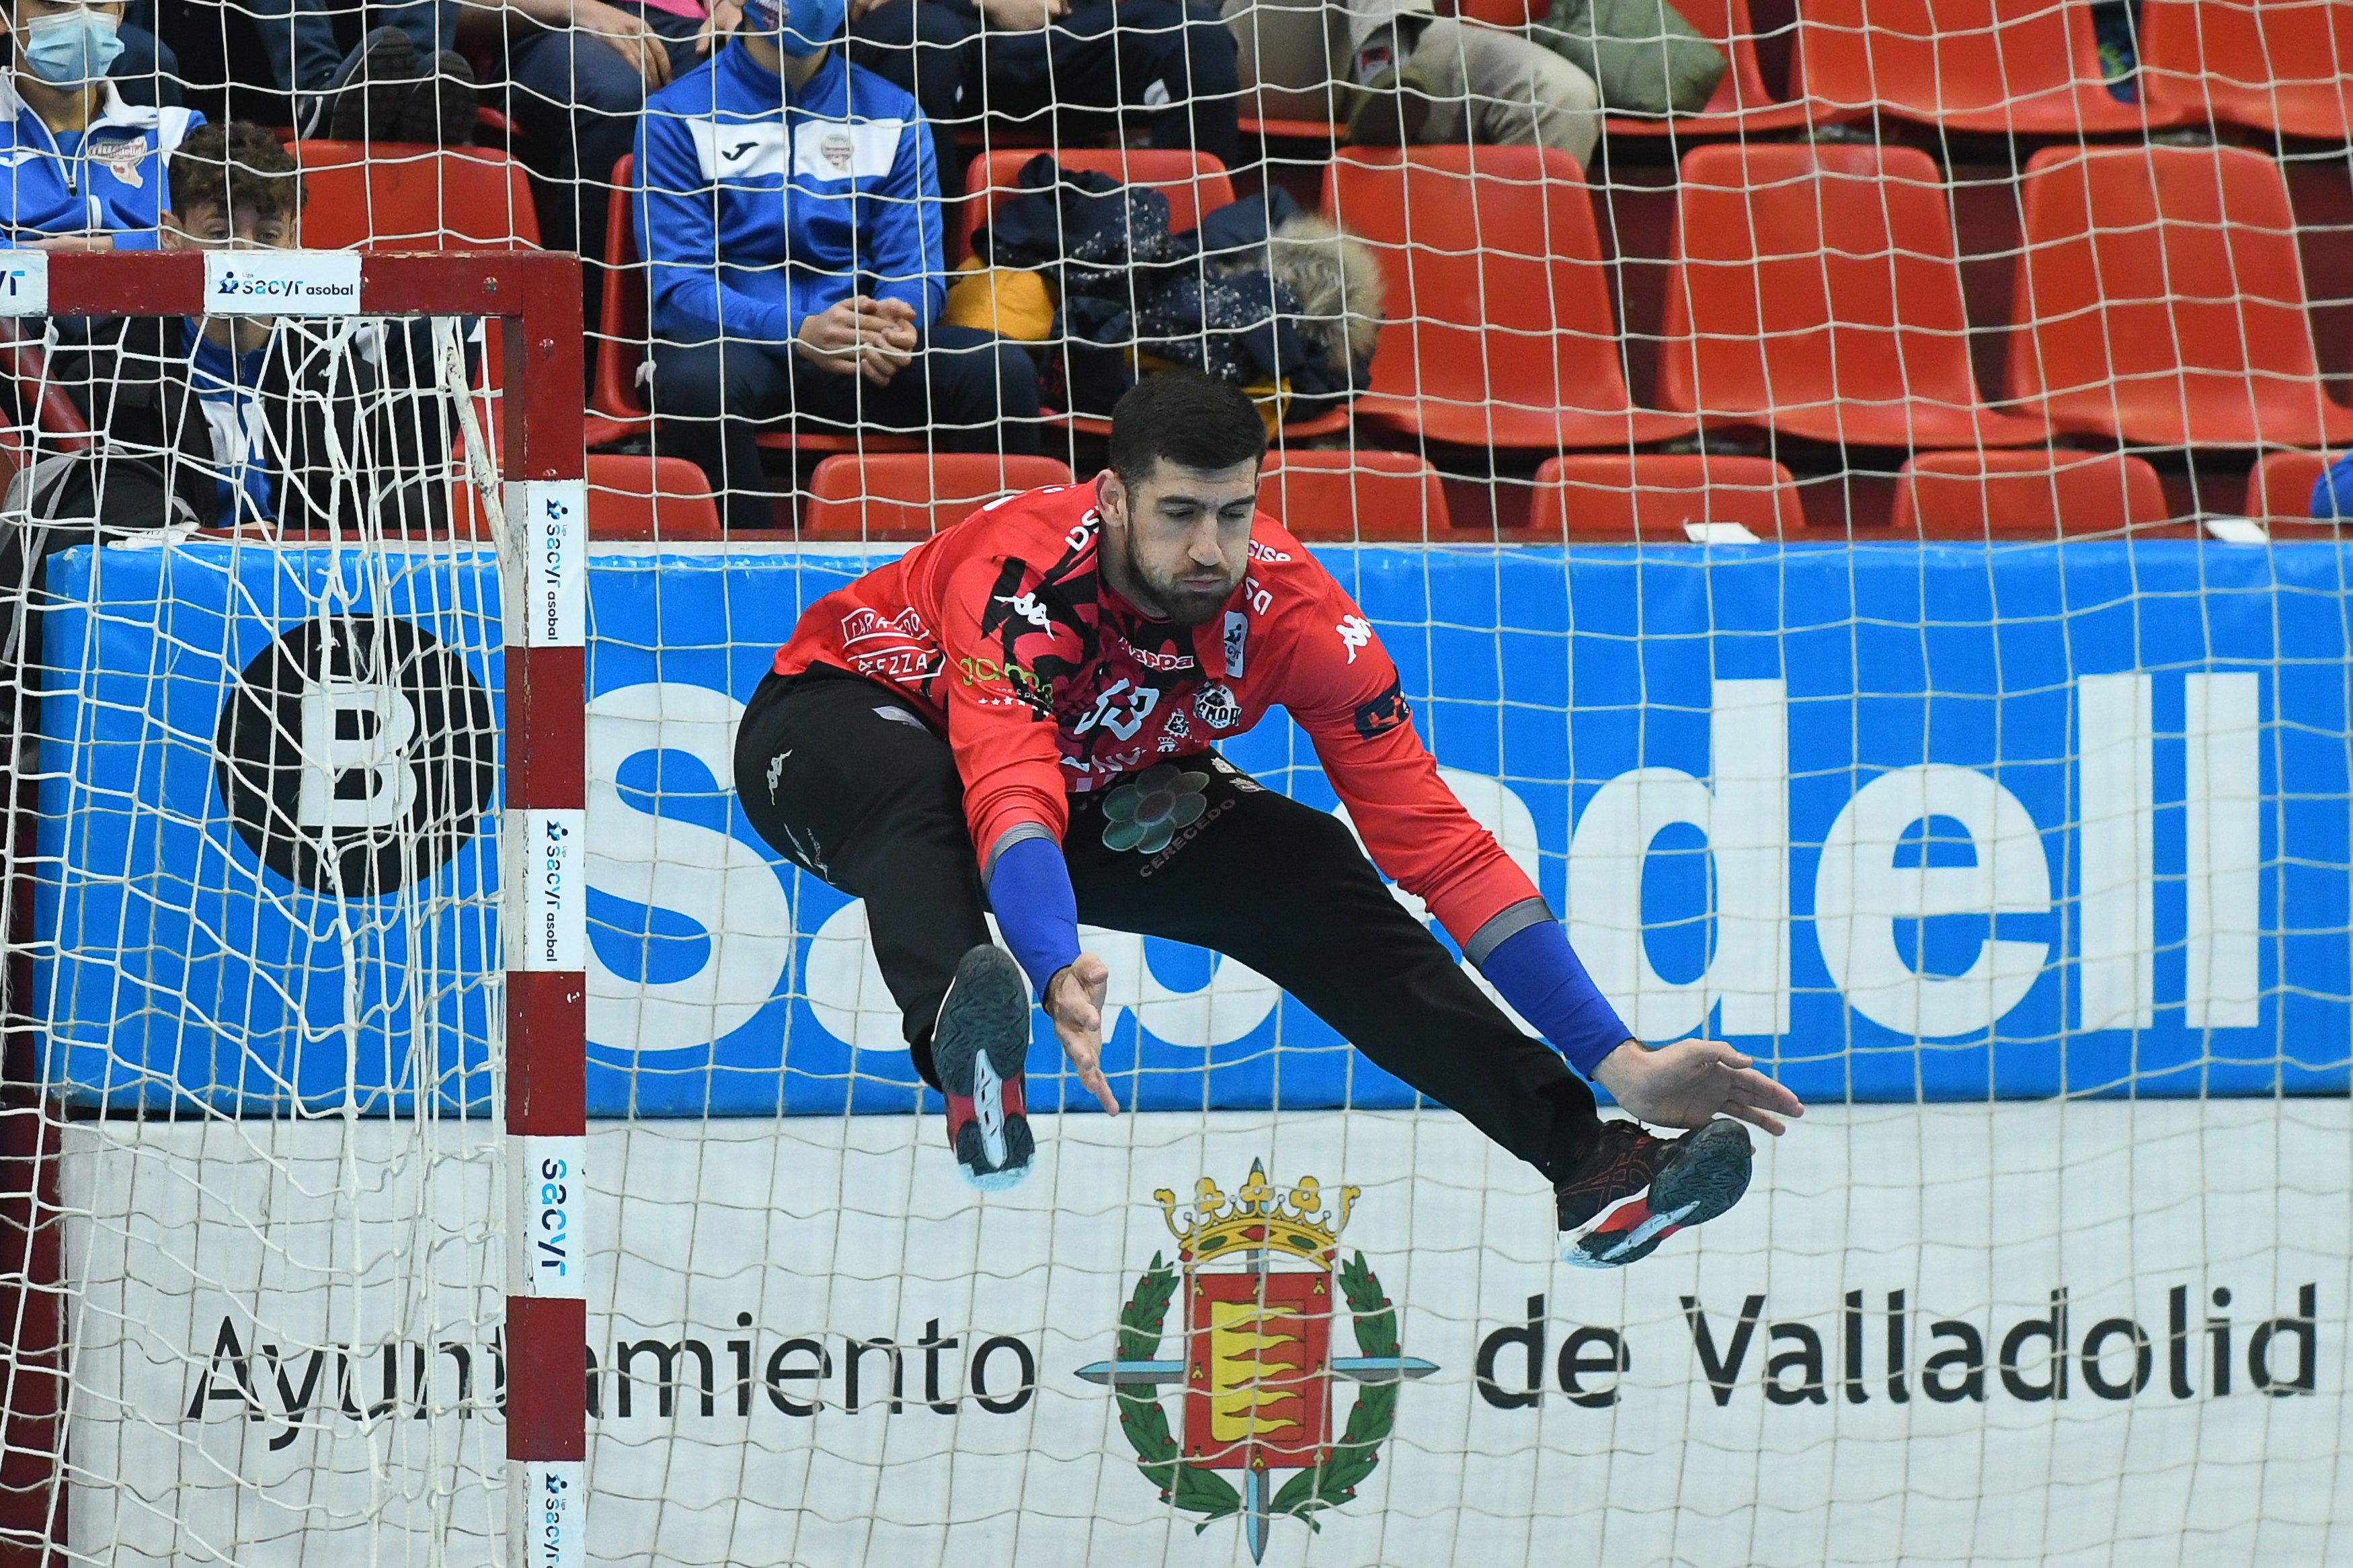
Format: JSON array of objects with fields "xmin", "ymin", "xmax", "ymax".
[{"xmin": 636, "ymin": 0, "xmax": 1040, "ymax": 531}]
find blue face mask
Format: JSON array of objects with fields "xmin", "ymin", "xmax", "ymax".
[
  {"xmin": 19, "ymin": 7, "xmax": 124, "ymax": 86},
  {"xmin": 743, "ymin": 0, "xmax": 848, "ymax": 58}
]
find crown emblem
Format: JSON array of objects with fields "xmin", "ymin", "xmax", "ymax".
[{"xmin": 1154, "ymin": 1159, "xmax": 1358, "ymax": 1264}]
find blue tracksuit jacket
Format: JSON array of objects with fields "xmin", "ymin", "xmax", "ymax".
[
  {"xmin": 0, "ymin": 74, "xmax": 200, "ymax": 247},
  {"xmin": 635, "ymin": 44, "xmax": 943, "ymax": 345}
]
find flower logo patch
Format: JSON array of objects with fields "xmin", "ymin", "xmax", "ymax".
[{"xmin": 1101, "ymin": 764, "xmax": 1209, "ymax": 854}]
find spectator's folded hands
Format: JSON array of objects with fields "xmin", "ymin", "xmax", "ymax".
[
  {"xmin": 30, "ymin": 233, "xmax": 118, "ymax": 253},
  {"xmin": 572, "ymin": 0, "xmax": 675, "ymax": 88},
  {"xmin": 694, "ymin": 0, "xmax": 744, "ymax": 56},
  {"xmin": 797, "ymin": 296, "xmax": 918, "ymax": 382},
  {"xmin": 979, "ymin": 0, "xmax": 1069, "ymax": 33}
]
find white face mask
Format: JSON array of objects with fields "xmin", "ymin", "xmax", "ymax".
[{"xmin": 18, "ymin": 7, "xmax": 124, "ymax": 87}]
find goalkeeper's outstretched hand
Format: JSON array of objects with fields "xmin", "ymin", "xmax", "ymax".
[
  {"xmin": 1593, "ymin": 1038, "xmax": 1804, "ymax": 1136},
  {"xmin": 1047, "ymin": 954, "xmax": 1118, "ymax": 1116}
]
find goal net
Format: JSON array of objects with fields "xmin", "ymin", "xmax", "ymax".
[
  {"xmin": 0, "ymin": 249, "xmax": 586, "ymax": 1567},
  {"xmin": 6, "ymin": 3, "xmax": 2353, "ymax": 1566}
]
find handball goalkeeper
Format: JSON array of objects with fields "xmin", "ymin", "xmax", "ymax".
[{"xmin": 733, "ymin": 373, "xmax": 1802, "ymax": 1266}]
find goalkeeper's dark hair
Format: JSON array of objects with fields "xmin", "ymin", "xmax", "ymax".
[
  {"xmin": 1108, "ymin": 372, "xmax": 1267, "ymax": 485},
  {"xmin": 169, "ymin": 120, "xmax": 306, "ymax": 229}
]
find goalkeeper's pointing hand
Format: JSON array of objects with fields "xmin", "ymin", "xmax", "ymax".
[
  {"xmin": 1593, "ymin": 1038, "xmax": 1804, "ymax": 1137},
  {"xmin": 1046, "ymin": 954, "xmax": 1118, "ymax": 1116}
]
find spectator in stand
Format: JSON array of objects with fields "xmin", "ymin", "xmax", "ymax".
[
  {"xmin": 40, "ymin": 120, "xmax": 450, "ymax": 532},
  {"xmin": 635, "ymin": 0, "xmax": 1040, "ymax": 530},
  {"xmin": 502, "ymin": 0, "xmax": 741, "ymax": 284},
  {"xmin": 133, "ymin": 1, "xmax": 474, "ymax": 140},
  {"xmin": 846, "ymin": 0, "xmax": 1242, "ymax": 192},
  {"xmin": 1224, "ymin": 0, "xmax": 1599, "ymax": 157},
  {"xmin": 0, "ymin": 0, "xmax": 201, "ymax": 250}
]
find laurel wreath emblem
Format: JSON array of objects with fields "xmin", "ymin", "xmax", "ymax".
[{"xmin": 1113, "ymin": 1251, "xmax": 1400, "ymax": 1532}]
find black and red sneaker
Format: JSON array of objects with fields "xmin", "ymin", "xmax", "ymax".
[
  {"xmin": 932, "ymin": 945, "xmax": 1036, "ymax": 1192},
  {"xmin": 1556, "ymin": 1118, "xmax": 1753, "ymax": 1268}
]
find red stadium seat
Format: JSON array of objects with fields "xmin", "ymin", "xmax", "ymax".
[
  {"xmin": 1531, "ymin": 454, "xmax": 1802, "ymax": 541},
  {"xmin": 590, "ymin": 155, "xmax": 652, "ymax": 445},
  {"xmin": 2004, "ymin": 145, "xmax": 2353, "ymax": 450},
  {"xmin": 2245, "ymin": 449, "xmax": 2335, "ymax": 522},
  {"xmin": 290, "ymin": 142, "xmax": 542, "ymax": 249},
  {"xmin": 1257, "ymin": 450, "xmax": 1449, "ymax": 540},
  {"xmin": 1659, "ymin": 143, "xmax": 2048, "ymax": 449},
  {"xmin": 593, "ymin": 155, "xmax": 918, "ymax": 459},
  {"xmin": 1794, "ymin": 0, "xmax": 2192, "ymax": 134},
  {"xmin": 958, "ymin": 149, "xmax": 1236, "ymax": 263},
  {"xmin": 1323, "ymin": 145, "xmax": 1694, "ymax": 450},
  {"xmin": 799, "ymin": 453, "xmax": 1078, "ymax": 540},
  {"xmin": 2141, "ymin": 1, "xmax": 2353, "ymax": 140},
  {"xmin": 585, "ymin": 455, "xmax": 723, "ymax": 540},
  {"xmin": 1890, "ymin": 450, "xmax": 2177, "ymax": 538},
  {"xmin": 1603, "ymin": 0, "xmax": 1822, "ymax": 135}
]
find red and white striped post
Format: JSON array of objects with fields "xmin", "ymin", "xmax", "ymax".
[
  {"xmin": 17, "ymin": 250, "xmax": 591, "ymax": 1560},
  {"xmin": 483, "ymin": 252, "xmax": 591, "ymax": 1568}
]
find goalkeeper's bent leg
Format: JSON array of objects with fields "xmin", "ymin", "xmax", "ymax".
[
  {"xmin": 1062, "ymin": 752, "xmax": 1605, "ymax": 1182},
  {"xmin": 732, "ymin": 669, "xmax": 990, "ymax": 1087}
]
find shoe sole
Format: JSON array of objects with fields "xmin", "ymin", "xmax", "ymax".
[
  {"xmin": 1563, "ymin": 1120, "xmax": 1754, "ymax": 1268},
  {"xmin": 933, "ymin": 946, "xmax": 1034, "ymax": 1192}
]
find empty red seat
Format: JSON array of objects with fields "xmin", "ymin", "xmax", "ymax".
[
  {"xmin": 2245, "ymin": 449, "xmax": 2335, "ymax": 521},
  {"xmin": 1795, "ymin": 0, "xmax": 2190, "ymax": 134},
  {"xmin": 2005, "ymin": 145, "xmax": 2353, "ymax": 450},
  {"xmin": 800, "ymin": 453, "xmax": 1078, "ymax": 540},
  {"xmin": 1660, "ymin": 143, "xmax": 2047, "ymax": 449},
  {"xmin": 291, "ymin": 142, "xmax": 541, "ymax": 249},
  {"xmin": 1891, "ymin": 450, "xmax": 2175, "ymax": 538},
  {"xmin": 1324, "ymin": 145, "xmax": 1693, "ymax": 450},
  {"xmin": 1531, "ymin": 454, "xmax": 1802, "ymax": 541},
  {"xmin": 1604, "ymin": 0, "xmax": 1822, "ymax": 134},
  {"xmin": 2141, "ymin": 0, "xmax": 2353, "ymax": 140},
  {"xmin": 959, "ymin": 149, "xmax": 1236, "ymax": 262},
  {"xmin": 1257, "ymin": 450, "xmax": 1449, "ymax": 540},
  {"xmin": 585, "ymin": 454, "xmax": 722, "ymax": 540}
]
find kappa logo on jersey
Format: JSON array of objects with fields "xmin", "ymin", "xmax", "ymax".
[
  {"xmin": 1353, "ymin": 677, "xmax": 1410, "ymax": 740},
  {"xmin": 1336, "ymin": 614, "xmax": 1374, "ymax": 663},
  {"xmin": 1195, "ymin": 683, "xmax": 1242, "ymax": 731},
  {"xmin": 1222, "ymin": 611, "xmax": 1248, "ymax": 677},
  {"xmin": 995, "ymin": 591, "xmax": 1051, "ymax": 630}
]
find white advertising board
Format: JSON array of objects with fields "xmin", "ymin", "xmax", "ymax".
[{"xmin": 62, "ymin": 1102, "xmax": 2352, "ymax": 1567}]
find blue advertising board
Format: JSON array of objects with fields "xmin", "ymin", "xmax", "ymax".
[{"xmin": 35, "ymin": 539, "xmax": 2353, "ymax": 1117}]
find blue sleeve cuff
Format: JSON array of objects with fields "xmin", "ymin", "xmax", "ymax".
[
  {"xmin": 985, "ymin": 832, "xmax": 1081, "ymax": 1002},
  {"xmin": 2313, "ymin": 454, "xmax": 2353, "ymax": 520},
  {"xmin": 1478, "ymin": 917, "xmax": 1630, "ymax": 1079}
]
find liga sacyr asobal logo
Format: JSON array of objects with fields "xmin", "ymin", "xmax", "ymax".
[{"xmin": 1078, "ymin": 1162, "xmax": 1436, "ymax": 1562}]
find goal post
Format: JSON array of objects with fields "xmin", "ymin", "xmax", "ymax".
[{"xmin": 0, "ymin": 248, "xmax": 586, "ymax": 1567}]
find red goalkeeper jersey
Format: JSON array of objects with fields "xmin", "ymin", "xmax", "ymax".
[{"xmin": 772, "ymin": 478, "xmax": 1542, "ymax": 948}]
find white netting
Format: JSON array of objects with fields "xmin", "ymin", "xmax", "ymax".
[
  {"xmin": 0, "ymin": 297, "xmax": 512, "ymax": 1563},
  {"xmin": 5, "ymin": 1, "xmax": 2353, "ymax": 1566}
]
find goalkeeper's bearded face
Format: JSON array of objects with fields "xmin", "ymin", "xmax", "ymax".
[{"xmin": 1096, "ymin": 458, "xmax": 1260, "ymax": 628}]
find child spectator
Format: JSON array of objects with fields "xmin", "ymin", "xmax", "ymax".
[
  {"xmin": 38, "ymin": 120, "xmax": 451, "ymax": 533},
  {"xmin": 0, "ymin": 0, "xmax": 201, "ymax": 250},
  {"xmin": 636, "ymin": 0, "xmax": 1039, "ymax": 531}
]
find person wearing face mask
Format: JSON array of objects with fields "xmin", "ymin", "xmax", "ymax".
[
  {"xmin": 634, "ymin": 0, "xmax": 1041, "ymax": 531},
  {"xmin": 0, "ymin": 0, "xmax": 200, "ymax": 251}
]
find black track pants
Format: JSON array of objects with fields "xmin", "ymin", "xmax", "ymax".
[{"xmin": 733, "ymin": 669, "xmax": 1603, "ymax": 1182}]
